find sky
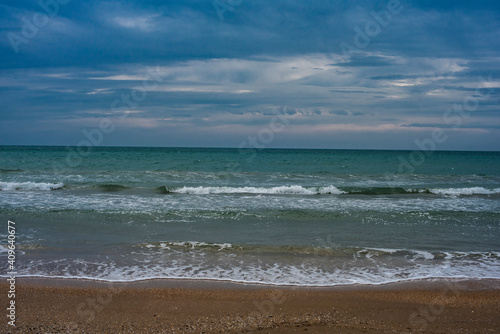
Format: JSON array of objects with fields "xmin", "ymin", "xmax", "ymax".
[{"xmin": 1, "ymin": 0, "xmax": 500, "ymax": 150}]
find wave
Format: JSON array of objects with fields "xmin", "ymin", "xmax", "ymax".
[
  {"xmin": 0, "ymin": 181, "xmax": 64, "ymax": 191},
  {"xmin": 137, "ymin": 241, "xmax": 500, "ymax": 261},
  {"xmin": 96, "ymin": 184, "xmax": 130, "ymax": 192},
  {"xmin": 344, "ymin": 186, "xmax": 500, "ymax": 196},
  {"xmin": 344, "ymin": 187, "xmax": 420, "ymax": 195},
  {"xmin": 1, "ymin": 181, "xmax": 498, "ymax": 197},
  {"xmin": 159, "ymin": 185, "xmax": 500, "ymax": 196},
  {"xmin": 428, "ymin": 187, "xmax": 500, "ymax": 196},
  {"xmin": 141, "ymin": 241, "xmax": 234, "ymax": 251},
  {"xmin": 10, "ymin": 245, "xmax": 500, "ymax": 286},
  {"xmin": 163, "ymin": 185, "xmax": 345, "ymax": 195},
  {"xmin": 0, "ymin": 169, "xmax": 23, "ymax": 173}
]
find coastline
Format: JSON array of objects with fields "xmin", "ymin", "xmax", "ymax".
[
  {"xmin": 9, "ymin": 276, "xmax": 500, "ymax": 290},
  {"xmin": 3, "ymin": 277, "xmax": 499, "ymax": 333}
]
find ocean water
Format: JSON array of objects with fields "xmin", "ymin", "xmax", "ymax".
[{"xmin": 1, "ymin": 146, "xmax": 499, "ymax": 286}]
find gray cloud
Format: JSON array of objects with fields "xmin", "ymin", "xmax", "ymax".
[{"xmin": 1, "ymin": 0, "xmax": 499, "ymax": 150}]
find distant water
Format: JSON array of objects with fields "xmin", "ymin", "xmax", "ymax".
[{"xmin": 1, "ymin": 146, "xmax": 499, "ymax": 286}]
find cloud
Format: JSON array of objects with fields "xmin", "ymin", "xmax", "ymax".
[
  {"xmin": 112, "ymin": 14, "xmax": 161, "ymax": 31},
  {"xmin": 0, "ymin": 0, "xmax": 500, "ymax": 150},
  {"xmin": 331, "ymin": 109, "xmax": 349, "ymax": 116}
]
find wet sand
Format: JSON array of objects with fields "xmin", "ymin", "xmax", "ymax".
[{"xmin": 2, "ymin": 278, "xmax": 500, "ymax": 333}]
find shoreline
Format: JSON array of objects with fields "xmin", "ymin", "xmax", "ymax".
[
  {"xmin": 9, "ymin": 276, "xmax": 500, "ymax": 290},
  {"xmin": 3, "ymin": 277, "xmax": 499, "ymax": 333}
]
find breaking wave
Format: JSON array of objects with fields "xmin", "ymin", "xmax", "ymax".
[{"xmin": 0, "ymin": 181, "xmax": 64, "ymax": 191}]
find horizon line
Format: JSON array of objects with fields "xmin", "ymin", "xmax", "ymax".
[{"xmin": 1, "ymin": 144, "xmax": 499, "ymax": 153}]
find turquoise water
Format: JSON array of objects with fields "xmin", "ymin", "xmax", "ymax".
[{"xmin": 1, "ymin": 146, "xmax": 499, "ymax": 285}]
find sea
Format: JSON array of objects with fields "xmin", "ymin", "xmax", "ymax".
[{"xmin": 1, "ymin": 146, "xmax": 499, "ymax": 286}]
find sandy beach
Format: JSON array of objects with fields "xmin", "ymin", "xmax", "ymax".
[{"xmin": 2, "ymin": 278, "xmax": 499, "ymax": 333}]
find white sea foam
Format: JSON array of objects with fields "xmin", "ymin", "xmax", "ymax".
[
  {"xmin": 366, "ymin": 248, "xmax": 401, "ymax": 254},
  {"xmin": 172, "ymin": 185, "xmax": 345, "ymax": 195},
  {"xmin": 0, "ymin": 181, "xmax": 64, "ymax": 191},
  {"xmin": 8, "ymin": 250, "xmax": 500, "ymax": 286},
  {"xmin": 0, "ymin": 190, "xmax": 495, "ymax": 214},
  {"xmin": 413, "ymin": 250, "xmax": 435, "ymax": 260},
  {"xmin": 429, "ymin": 187, "xmax": 500, "ymax": 196},
  {"xmin": 145, "ymin": 241, "xmax": 234, "ymax": 250}
]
